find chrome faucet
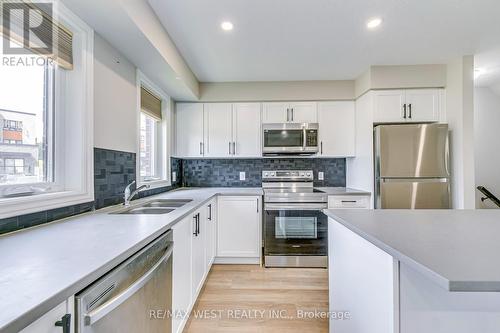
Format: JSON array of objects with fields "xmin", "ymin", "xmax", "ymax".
[{"xmin": 124, "ymin": 181, "xmax": 150, "ymax": 206}]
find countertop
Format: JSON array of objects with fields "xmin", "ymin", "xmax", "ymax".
[
  {"xmin": 324, "ymin": 209, "xmax": 500, "ymax": 293},
  {"xmin": 0, "ymin": 187, "xmax": 261, "ymax": 333},
  {"xmin": 316, "ymin": 187, "xmax": 371, "ymax": 195},
  {"xmin": 0, "ymin": 186, "xmax": 365, "ymax": 332}
]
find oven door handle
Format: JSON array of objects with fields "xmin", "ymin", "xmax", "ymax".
[{"xmin": 265, "ymin": 203, "xmax": 328, "ymax": 211}]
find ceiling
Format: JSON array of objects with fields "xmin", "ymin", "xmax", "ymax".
[{"xmin": 148, "ymin": 0, "xmax": 500, "ymax": 83}]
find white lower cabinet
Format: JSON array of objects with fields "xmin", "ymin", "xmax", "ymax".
[
  {"xmin": 216, "ymin": 196, "xmax": 261, "ymax": 263},
  {"xmin": 172, "ymin": 201, "xmax": 217, "ymax": 333},
  {"xmin": 20, "ymin": 297, "xmax": 74, "ymax": 333},
  {"xmin": 328, "ymin": 195, "xmax": 371, "ymax": 209}
]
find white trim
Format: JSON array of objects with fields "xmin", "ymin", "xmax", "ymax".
[
  {"xmin": 136, "ymin": 70, "xmax": 171, "ymax": 190},
  {"xmin": 0, "ymin": 1, "xmax": 94, "ymax": 219}
]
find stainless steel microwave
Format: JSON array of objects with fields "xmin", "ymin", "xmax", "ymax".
[{"xmin": 262, "ymin": 123, "xmax": 319, "ymax": 155}]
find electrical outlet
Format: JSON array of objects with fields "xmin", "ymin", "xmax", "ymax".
[
  {"xmin": 172, "ymin": 172, "xmax": 177, "ymax": 182},
  {"xmin": 318, "ymin": 172, "xmax": 324, "ymax": 181},
  {"xmin": 240, "ymin": 172, "xmax": 246, "ymax": 181}
]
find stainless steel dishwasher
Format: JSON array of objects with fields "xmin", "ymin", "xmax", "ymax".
[{"xmin": 76, "ymin": 231, "xmax": 173, "ymax": 333}]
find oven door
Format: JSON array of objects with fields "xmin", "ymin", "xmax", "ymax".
[{"xmin": 264, "ymin": 203, "xmax": 328, "ymax": 257}]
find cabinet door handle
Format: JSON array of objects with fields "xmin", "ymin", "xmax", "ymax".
[
  {"xmin": 341, "ymin": 200, "xmax": 357, "ymax": 203},
  {"xmin": 321, "ymin": 141, "xmax": 323, "ymax": 155},
  {"xmin": 208, "ymin": 204, "xmax": 212, "ymax": 221},
  {"xmin": 199, "ymin": 142, "xmax": 203, "ymax": 155},
  {"xmin": 232, "ymin": 142, "xmax": 236, "ymax": 155},
  {"xmin": 55, "ymin": 314, "xmax": 71, "ymax": 333},
  {"xmin": 256, "ymin": 198, "xmax": 259, "ymax": 213},
  {"xmin": 403, "ymin": 104, "xmax": 407, "ymax": 119},
  {"xmin": 286, "ymin": 108, "xmax": 290, "ymax": 122},
  {"xmin": 291, "ymin": 108, "xmax": 294, "ymax": 122},
  {"xmin": 193, "ymin": 215, "xmax": 198, "ymax": 236},
  {"xmin": 197, "ymin": 213, "xmax": 200, "ymax": 235},
  {"xmin": 229, "ymin": 142, "xmax": 231, "ymax": 155},
  {"xmin": 408, "ymin": 104, "xmax": 412, "ymax": 119}
]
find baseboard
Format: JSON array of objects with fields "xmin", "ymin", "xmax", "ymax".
[{"xmin": 214, "ymin": 257, "xmax": 260, "ymax": 264}]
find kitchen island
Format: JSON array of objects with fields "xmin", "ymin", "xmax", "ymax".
[{"xmin": 324, "ymin": 209, "xmax": 500, "ymax": 333}]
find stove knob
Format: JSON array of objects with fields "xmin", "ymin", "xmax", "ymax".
[
  {"xmin": 263, "ymin": 172, "xmax": 269, "ymax": 178},
  {"xmin": 306, "ymin": 172, "xmax": 312, "ymax": 178}
]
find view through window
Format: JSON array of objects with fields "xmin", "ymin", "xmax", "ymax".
[
  {"xmin": 139, "ymin": 112, "xmax": 159, "ymax": 181},
  {"xmin": 0, "ymin": 43, "xmax": 54, "ymax": 187}
]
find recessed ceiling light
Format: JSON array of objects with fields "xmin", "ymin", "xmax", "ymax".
[
  {"xmin": 366, "ymin": 18, "xmax": 382, "ymax": 30},
  {"xmin": 221, "ymin": 21, "xmax": 234, "ymax": 31}
]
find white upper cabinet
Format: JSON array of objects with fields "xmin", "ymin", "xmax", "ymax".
[
  {"xmin": 262, "ymin": 102, "xmax": 289, "ymax": 123},
  {"xmin": 176, "ymin": 102, "xmax": 262, "ymax": 158},
  {"xmin": 373, "ymin": 89, "xmax": 442, "ymax": 123},
  {"xmin": 204, "ymin": 103, "xmax": 233, "ymax": 157},
  {"xmin": 233, "ymin": 103, "xmax": 262, "ymax": 157},
  {"xmin": 176, "ymin": 103, "xmax": 204, "ymax": 157},
  {"xmin": 373, "ymin": 90, "xmax": 406, "ymax": 123},
  {"xmin": 318, "ymin": 101, "xmax": 356, "ymax": 157},
  {"xmin": 262, "ymin": 102, "xmax": 317, "ymax": 123},
  {"xmin": 404, "ymin": 89, "xmax": 440, "ymax": 122},
  {"xmin": 289, "ymin": 102, "xmax": 318, "ymax": 123}
]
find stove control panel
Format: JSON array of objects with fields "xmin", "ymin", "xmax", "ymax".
[{"xmin": 262, "ymin": 170, "xmax": 313, "ymax": 181}]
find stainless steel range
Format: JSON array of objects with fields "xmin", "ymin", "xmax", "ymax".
[{"xmin": 263, "ymin": 170, "xmax": 328, "ymax": 268}]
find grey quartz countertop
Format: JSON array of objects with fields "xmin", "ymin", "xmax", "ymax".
[
  {"xmin": 0, "ymin": 187, "xmax": 262, "ymax": 333},
  {"xmin": 316, "ymin": 187, "xmax": 371, "ymax": 195},
  {"xmin": 324, "ymin": 209, "xmax": 500, "ymax": 293}
]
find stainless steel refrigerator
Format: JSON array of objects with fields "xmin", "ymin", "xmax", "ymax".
[{"xmin": 374, "ymin": 123, "xmax": 451, "ymax": 209}]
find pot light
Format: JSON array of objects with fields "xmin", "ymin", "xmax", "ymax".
[
  {"xmin": 366, "ymin": 18, "xmax": 382, "ymax": 29},
  {"xmin": 221, "ymin": 21, "xmax": 234, "ymax": 31}
]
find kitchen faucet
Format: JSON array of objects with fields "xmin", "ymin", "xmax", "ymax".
[{"xmin": 124, "ymin": 181, "xmax": 150, "ymax": 206}]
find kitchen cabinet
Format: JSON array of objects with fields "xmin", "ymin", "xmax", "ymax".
[
  {"xmin": 205, "ymin": 198, "xmax": 217, "ymax": 269},
  {"xmin": 373, "ymin": 89, "xmax": 441, "ymax": 123},
  {"xmin": 20, "ymin": 297, "xmax": 74, "ymax": 333},
  {"xmin": 318, "ymin": 101, "xmax": 356, "ymax": 157},
  {"xmin": 172, "ymin": 215, "xmax": 193, "ymax": 333},
  {"xmin": 217, "ymin": 196, "xmax": 261, "ymax": 262},
  {"xmin": 204, "ymin": 103, "xmax": 233, "ymax": 157},
  {"xmin": 262, "ymin": 102, "xmax": 317, "ymax": 123},
  {"xmin": 191, "ymin": 207, "xmax": 206, "ymax": 298},
  {"xmin": 328, "ymin": 195, "xmax": 370, "ymax": 209},
  {"xmin": 176, "ymin": 102, "xmax": 261, "ymax": 158},
  {"xmin": 176, "ymin": 103, "xmax": 204, "ymax": 157},
  {"xmin": 232, "ymin": 103, "xmax": 261, "ymax": 157}
]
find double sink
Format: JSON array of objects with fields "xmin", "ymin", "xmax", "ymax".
[{"xmin": 112, "ymin": 199, "xmax": 193, "ymax": 215}]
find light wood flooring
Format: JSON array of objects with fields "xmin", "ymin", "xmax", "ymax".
[{"xmin": 183, "ymin": 265, "xmax": 329, "ymax": 333}]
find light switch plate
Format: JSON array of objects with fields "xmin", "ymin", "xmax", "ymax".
[
  {"xmin": 172, "ymin": 172, "xmax": 177, "ymax": 182},
  {"xmin": 318, "ymin": 172, "xmax": 324, "ymax": 181},
  {"xmin": 240, "ymin": 172, "xmax": 246, "ymax": 181}
]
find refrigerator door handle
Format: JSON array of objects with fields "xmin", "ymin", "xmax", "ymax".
[{"xmin": 380, "ymin": 178, "xmax": 449, "ymax": 183}]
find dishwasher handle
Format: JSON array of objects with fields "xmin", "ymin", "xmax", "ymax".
[{"xmin": 84, "ymin": 243, "xmax": 173, "ymax": 326}]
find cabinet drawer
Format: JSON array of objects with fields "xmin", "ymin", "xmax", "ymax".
[{"xmin": 328, "ymin": 195, "xmax": 370, "ymax": 209}]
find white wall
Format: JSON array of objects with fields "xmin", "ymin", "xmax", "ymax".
[
  {"xmin": 347, "ymin": 92, "xmax": 375, "ymax": 208},
  {"xmin": 446, "ymin": 56, "xmax": 476, "ymax": 209},
  {"xmin": 474, "ymin": 87, "xmax": 500, "ymax": 208},
  {"xmin": 93, "ymin": 34, "xmax": 138, "ymax": 153}
]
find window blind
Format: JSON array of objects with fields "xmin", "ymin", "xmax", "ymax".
[
  {"xmin": 141, "ymin": 86, "xmax": 162, "ymax": 120},
  {"xmin": 1, "ymin": 0, "xmax": 73, "ymax": 70}
]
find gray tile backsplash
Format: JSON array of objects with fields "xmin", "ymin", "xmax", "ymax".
[
  {"xmin": 182, "ymin": 158, "xmax": 346, "ymax": 187},
  {"xmin": 0, "ymin": 152, "xmax": 346, "ymax": 235}
]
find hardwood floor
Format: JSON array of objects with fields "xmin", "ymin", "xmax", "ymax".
[{"xmin": 183, "ymin": 265, "xmax": 329, "ymax": 333}]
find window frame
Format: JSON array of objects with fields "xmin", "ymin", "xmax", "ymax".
[
  {"xmin": 0, "ymin": 2, "xmax": 94, "ymax": 219},
  {"xmin": 136, "ymin": 70, "xmax": 171, "ymax": 190}
]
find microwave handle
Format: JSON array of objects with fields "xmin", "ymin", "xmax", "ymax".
[{"xmin": 303, "ymin": 128, "xmax": 307, "ymax": 150}]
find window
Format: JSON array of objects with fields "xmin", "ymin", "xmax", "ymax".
[
  {"xmin": 0, "ymin": 3, "xmax": 94, "ymax": 219},
  {"xmin": 0, "ymin": 56, "xmax": 54, "ymax": 186},
  {"xmin": 137, "ymin": 72, "xmax": 171, "ymax": 189},
  {"xmin": 140, "ymin": 112, "xmax": 159, "ymax": 181}
]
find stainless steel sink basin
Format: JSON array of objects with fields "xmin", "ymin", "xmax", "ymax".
[
  {"xmin": 142, "ymin": 199, "xmax": 193, "ymax": 208},
  {"xmin": 115, "ymin": 207, "xmax": 175, "ymax": 215}
]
